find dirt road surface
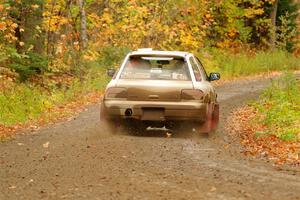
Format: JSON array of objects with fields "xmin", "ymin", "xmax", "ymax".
[{"xmin": 1, "ymin": 78, "xmax": 299, "ymax": 200}]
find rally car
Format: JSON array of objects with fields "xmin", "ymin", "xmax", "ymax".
[{"xmin": 100, "ymin": 49, "xmax": 220, "ymax": 133}]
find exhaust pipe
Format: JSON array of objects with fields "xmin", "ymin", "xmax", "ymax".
[{"xmin": 125, "ymin": 108, "xmax": 133, "ymax": 117}]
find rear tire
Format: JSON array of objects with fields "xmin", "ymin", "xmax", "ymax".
[
  {"xmin": 198, "ymin": 103, "xmax": 219, "ymax": 133},
  {"xmin": 101, "ymin": 118, "xmax": 120, "ymax": 134},
  {"xmin": 100, "ymin": 103, "xmax": 120, "ymax": 134},
  {"xmin": 211, "ymin": 104, "xmax": 219, "ymax": 131}
]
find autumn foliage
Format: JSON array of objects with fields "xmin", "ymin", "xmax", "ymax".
[
  {"xmin": 0, "ymin": 0, "xmax": 299, "ymax": 80},
  {"xmin": 228, "ymin": 73, "xmax": 300, "ymax": 165},
  {"xmin": 228, "ymin": 106, "xmax": 299, "ymax": 166}
]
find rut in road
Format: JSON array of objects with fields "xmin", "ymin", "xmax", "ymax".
[{"xmin": 1, "ymin": 78, "xmax": 299, "ymax": 200}]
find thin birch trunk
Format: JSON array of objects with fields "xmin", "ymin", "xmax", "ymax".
[
  {"xmin": 270, "ymin": 0, "xmax": 279, "ymax": 50},
  {"xmin": 78, "ymin": 0, "xmax": 88, "ymax": 49}
]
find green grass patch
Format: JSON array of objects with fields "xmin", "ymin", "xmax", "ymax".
[
  {"xmin": 0, "ymin": 65, "xmax": 109, "ymax": 126},
  {"xmin": 199, "ymin": 49, "xmax": 300, "ymax": 78},
  {"xmin": 252, "ymin": 72, "xmax": 300, "ymax": 141}
]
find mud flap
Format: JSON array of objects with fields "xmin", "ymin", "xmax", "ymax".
[{"xmin": 198, "ymin": 103, "xmax": 219, "ymax": 133}]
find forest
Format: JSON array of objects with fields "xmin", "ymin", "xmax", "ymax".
[
  {"xmin": 0, "ymin": 0, "xmax": 299, "ymax": 78},
  {"xmin": 0, "ymin": 0, "xmax": 299, "ymax": 140}
]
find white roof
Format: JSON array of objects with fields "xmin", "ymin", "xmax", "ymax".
[{"xmin": 130, "ymin": 49, "xmax": 190, "ymax": 57}]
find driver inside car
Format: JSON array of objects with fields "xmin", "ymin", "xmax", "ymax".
[{"xmin": 128, "ymin": 58, "xmax": 151, "ymax": 69}]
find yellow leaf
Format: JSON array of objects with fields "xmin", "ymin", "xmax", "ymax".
[
  {"xmin": 0, "ymin": 22, "xmax": 6, "ymax": 31},
  {"xmin": 11, "ymin": 23, "xmax": 18, "ymax": 29},
  {"xmin": 31, "ymin": 4, "xmax": 40, "ymax": 9}
]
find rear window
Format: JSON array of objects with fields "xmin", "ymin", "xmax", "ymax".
[{"xmin": 120, "ymin": 55, "xmax": 191, "ymax": 81}]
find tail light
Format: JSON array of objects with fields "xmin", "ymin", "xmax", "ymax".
[
  {"xmin": 181, "ymin": 89, "xmax": 204, "ymax": 100},
  {"xmin": 105, "ymin": 87, "xmax": 127, "ymax": 99}
]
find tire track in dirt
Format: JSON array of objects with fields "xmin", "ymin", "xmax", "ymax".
[{"xmin": 0, "ymin": 78, "xmax": 299, "ymax": 200}]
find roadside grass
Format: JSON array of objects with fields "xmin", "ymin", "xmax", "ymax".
[
  {"xmin": 200, "ymin": 49, "xmax": 300, "ymax": 78},
  {"xmin": 227, "ymin": 72, "xmax": 300, "ymax": 165},
  {"xmin": 252, "ymin": 72, "xmax": 300, "ymax": 141},
  {"xmin": 0, "ymin": 64, "xmax": 109, "ymax": 127}
]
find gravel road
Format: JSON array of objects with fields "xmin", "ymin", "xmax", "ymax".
[{"xmin": 1, "ymin": 78, "xmax": 299, "ymax": 200}]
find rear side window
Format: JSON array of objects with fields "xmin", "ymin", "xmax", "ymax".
[
  {"xmin": 189, "ymin": 57, "xmax": 202, "ymax": 82},
  {"xmin": 194, "ymin": 57, "xmax": 208, "ymax": 81}
]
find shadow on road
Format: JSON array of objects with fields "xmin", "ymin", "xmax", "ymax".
[{"xmin": 112, "ymin": 124, "xmax": 212, "ymax": 139}]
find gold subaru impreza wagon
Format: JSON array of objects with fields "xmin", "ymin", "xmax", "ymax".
[{"xmin": 100, "ymin": 49, "xmax": 220, "ymax": 133}]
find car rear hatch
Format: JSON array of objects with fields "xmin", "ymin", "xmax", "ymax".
[{"xmin": 116, "ymin": 79, "xmax": 194, "ymax": 101}]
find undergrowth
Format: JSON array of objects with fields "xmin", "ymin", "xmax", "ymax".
[
  {"xmin": 200, "ymin": 49, "xmax": 300, "ymax": 77},
  {"xmin": 0, "ymin": 63, "xmax": 109, "ymax": 126},
  {"xmin": 252, "ymin": 72, "xmax": 300, "ymax": 141}
]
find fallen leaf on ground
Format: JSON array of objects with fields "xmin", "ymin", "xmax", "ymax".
[
  {"xmin": 8, "ymin": 185, "xmax": 16, "ymax": 189},
  {"xmin": 210, "ymin": 186, "xmax": 217, "ymax": 192},
  {"xmin": 166, "ymin": 132, "xmax": 172, "ymax": 138},
  {"xmin": 43, "ymin": 142, "xmax": 50, "ymax": 148},
  {"xmin": 227, "ymin": 106, "xmax": 300, "ymax": 166}
]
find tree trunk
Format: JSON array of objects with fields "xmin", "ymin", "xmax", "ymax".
[
  {"xmin": 270, "ymin": 0, "xmax": 279, "ymax": 50},
  {"xmin": 78, "ymin": 0, "xmax": 88, "ymax": 49},
  {"xmin": 46, "ymin": 0, "xmax": 57, "ymax": 56},
  {"xmin": 14, "ymin": 2, "xmax": 44, "ymax": 54}
]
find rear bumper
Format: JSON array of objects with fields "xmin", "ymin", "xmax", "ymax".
[{"xmin": 100, "ymin": 99, "xmax": 208, "ymax": 121}]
